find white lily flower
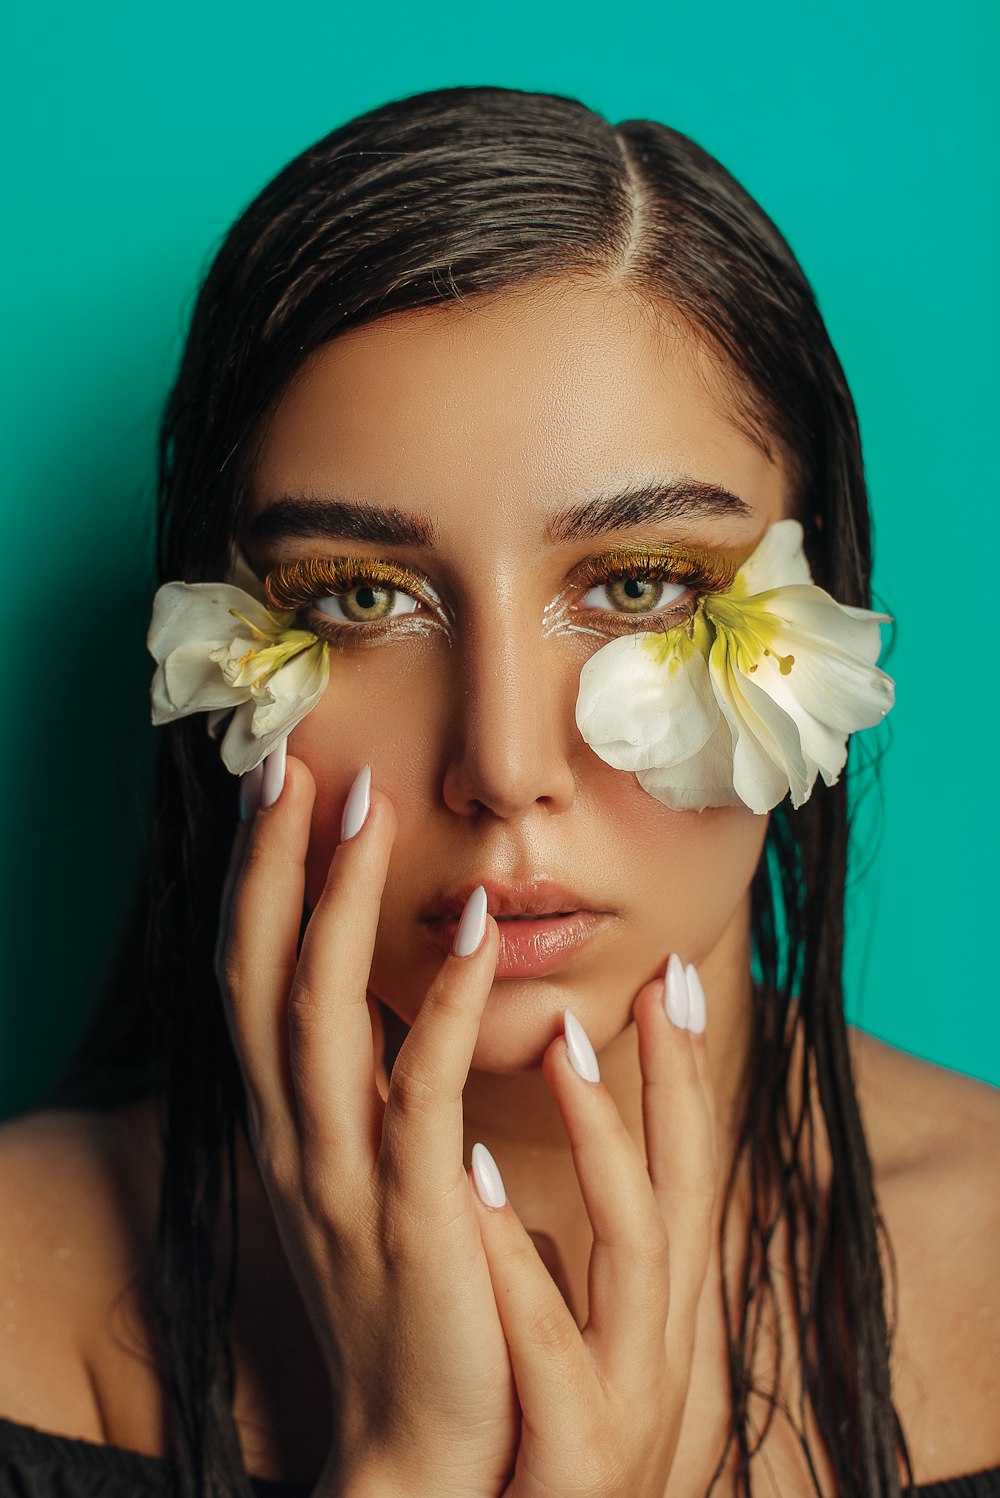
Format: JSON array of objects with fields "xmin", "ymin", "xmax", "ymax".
[
  {"xmin": 147, "ymin": 548, "xmax": 330, "ymax": 775},
  {"xmin": 574, "ymin": 518, "xmax": 895, "ymax": 815}
]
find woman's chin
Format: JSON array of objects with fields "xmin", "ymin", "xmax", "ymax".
[{"xmin": 379, "ymin": 975, "xmax": 631, "ymax": 1075}]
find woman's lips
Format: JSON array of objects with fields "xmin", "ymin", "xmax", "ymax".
[{"xmin": 421, "ymin": 910, "xmax": 608, "ymax": 978}]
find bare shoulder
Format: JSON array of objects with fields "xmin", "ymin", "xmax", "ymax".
[
  {"xmin": 849, "ymin": 1030, "xmax": 1000, "ymax": 1478},
  {"xmin": 0, "ymin": 1100, "xmax": 164, "ymax": 1449}
]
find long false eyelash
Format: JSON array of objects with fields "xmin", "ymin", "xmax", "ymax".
[
  {"xmin": 262, "ymin": 543, "xmax": 740, "ymax": 640},
  {"xmin": 263, "ymin": 555, "xmax": 426, "ymax": 612},
  {"xmin": 573, "ymin": 543, "xmax": 739, "ymax": 596}
]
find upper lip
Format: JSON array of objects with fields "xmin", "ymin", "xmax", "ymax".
[{"xmin": 422, "ymin": 878, "xmax": 605, "ymax": 921}]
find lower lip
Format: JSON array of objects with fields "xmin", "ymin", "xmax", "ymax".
[{"xmin": 422, "ymin": 910, "xmax": 607, "ymax": 979}]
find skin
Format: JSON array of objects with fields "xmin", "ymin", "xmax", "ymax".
[{"xmin": 0, "ymin": 278, "xmax": 998, "ymax": 1493}]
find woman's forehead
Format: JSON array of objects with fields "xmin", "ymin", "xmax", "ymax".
[{"xmin": 246, "ymin": 280, "xmax": 790, "ymax": 550}]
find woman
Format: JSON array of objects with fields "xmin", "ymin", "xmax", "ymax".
[{"xmin": 0, "ymin": 84, "xmax": 997, "ymax": 1498}]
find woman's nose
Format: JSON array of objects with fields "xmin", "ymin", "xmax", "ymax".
[{"xmin": 440, "ymin": 619, "xmax": 578, "ymax": 819}]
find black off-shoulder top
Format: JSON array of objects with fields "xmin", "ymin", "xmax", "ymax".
[{"xmin": 0, "ymin": 1417, "xmax": 998, "ymax": 1496}]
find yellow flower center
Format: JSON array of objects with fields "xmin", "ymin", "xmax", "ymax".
[{"xmin": 705, "ymin": 596, "xmax": 795, "ymax": 677}]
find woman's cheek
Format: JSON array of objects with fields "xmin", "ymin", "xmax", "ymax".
[
  {"xmin": 648, "ymin": 800, "xmax": 770, "ymax": 960},
  {"xmin": 573, "ymin": 749, "xmax": 771, "ymax": 969},
  {"xmin": 292, "ymin": 644, "xmax": 450, "ymax": 911}
]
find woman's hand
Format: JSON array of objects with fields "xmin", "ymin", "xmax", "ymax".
[
  {"xmin": 467, "ymin": 956, "xmax": 719, "ymax": 1498},
  {"xmin": 216, "ymin": 746, "xmax": 718, "ymax": 1498},
  {"xmin": 216, "ymin": 751, "xmax": 519, "ymax": 1498}
]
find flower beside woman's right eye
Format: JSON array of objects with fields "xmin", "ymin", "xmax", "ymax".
[
  {"xmin": 146, "ymin": 548, "xmax": 331, "ymax": 775},
  {"xmin": 574, "ymin": 518, "xmax": 896, "ymax": 815}
]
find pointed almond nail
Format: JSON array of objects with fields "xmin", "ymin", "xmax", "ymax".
[
  {"xmin": 684, "ymin": 962, "xmax": 706, "ymax": 1034},
  {"xmin": 664, "ymin": 953, "xmax": 690, "ymax": 1029}
]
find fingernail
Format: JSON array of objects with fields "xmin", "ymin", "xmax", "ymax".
[
  {"xmin": 341, "ymin": 764, "xmax": 372, "ymax": 841},
  {"xmin": 471, "ymin": 1141, "xmax": 506, "ymax": 1209},
  {"xmin": 453, "ymin": 885, "xmax": 487, "ymax": 957},
  {"xmin": 238, "ymin": 762, "xmax": 264, "ymax": 822},
  {"xmin": 685, "ymin": 962, "xmax": 707, "ymax": 1034},
  {"xmin": 563, "ymin": 1008, "xmax": 600, "ymax": 1083},
  {"xmin": 260, "ymin": 736, "xmax": 288, "ymax": 809},
  {"xmin": 664, "ymin": 953, "xmax": 690, "ymax": 1029}
]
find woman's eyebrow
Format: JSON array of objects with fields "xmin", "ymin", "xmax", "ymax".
[
  {"xmin": 244, "ymin": 478, "xmax": 752, "ymax": 549},
  {"xmin": 547, "ymin": 479, "xmax": 752, "ymax": 541}
]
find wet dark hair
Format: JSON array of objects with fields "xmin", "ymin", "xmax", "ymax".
[{"xmin": 53, "ymin": 84, "xmax": 906, "ymax": 1495}]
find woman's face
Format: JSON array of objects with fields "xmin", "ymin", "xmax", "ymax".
[{"xmin": 241, "ymin": 277, "xmax": 792, "ymax": 1073}]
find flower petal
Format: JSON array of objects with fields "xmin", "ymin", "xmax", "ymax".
[
  {"xmin": 215, "ymin": 702, "xmax": 264, "ymax": 776},
  {"xmin": 206, "ymin": 705, "xmax": 233, "ymax": 740},
  {"xmin": 722, "ymin": 587, "xmax": 896, "ymax": 736},
  {"xmin": 575, "ymin": 622, "xmax": 719, "ymax": 772},
  {"xmin": 218, "ymin": 641, "xmax": 331, "ymax": 774},
  {"xmin": 743, "ymin": 585, "xmax": 891, "ymax": 673},
  {"xmin": 147, "ymin": 580, "xmax": 282, "ymax": 662},
  {"xmin": 250, "ymin": 641, "xmax": 330, "ymax": 736},
  {"xmin": 636, "ymin": 713, "xmax": 744, "ymax": 812},
  {"xmin": 710, "ymin": 631, "xmax": 810, "ymax": 812},
  {"xmin": 570, "ymin": 514, "xmax": 896, "ymax": 818},
  {"xmin": 208, "ymin": 629, "xmax": 317, "ymax": 689},
  {"xmin": 728, "ymin": 518, "xmax": 812, "ymax": 600},
  {"xmin": 150, "ymin": 642, "xmax": 253, "ymax": 724}
]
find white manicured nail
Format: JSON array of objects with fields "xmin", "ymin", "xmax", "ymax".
[
  {"xmin": 471, "ymin": 1142, "xmax": 506, "ymax": 1209},
  {"xmin": 260, "ymin": 736, "xmax": 288, "ymax": 809},
  {"xmin": 664, "ymin": 953, "xmax": 690, "ymax": 1029},
  {"xmin": 564, "ymin": 1009, "xmax": 600, "ymax": 1083},
  {"xmin": 453, "ymin": 885, "xmax": 488, "ymax": 956},
  {"xmin": 685, "ymin": 962, "xmax": 707, "ymax": 1034},
  {"xmin": 340, "ymin": 764, "xmax": 372, "ymax": 841}
]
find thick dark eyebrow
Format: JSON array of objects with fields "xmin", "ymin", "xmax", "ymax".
[
  {"xmin": 244, "ymin": 478, "xmax": 753, "ymax": 549},
  {"xmin": 246, "ymin": 497, "xmax": 434, "ymax": 548},
  {"xmin": 545, "ymin": 478, "xmax": 753, "ymax": 542}
]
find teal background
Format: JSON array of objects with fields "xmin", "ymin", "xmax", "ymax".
[{"xmin": 2, "ymin": 2, "xmax": 997, "ymax": 1118}]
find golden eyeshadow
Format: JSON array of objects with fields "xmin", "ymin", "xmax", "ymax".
[
  {"xmin": 263, "ymin": 555, "xmax": 424, "ymax": 611},
  {"xmin": 261, "ymin": 541, "xmax": 748, "ymax": 632},
  {"xmin": 572, "ymin": 542, "xmax": 744, "ymax": 595}
]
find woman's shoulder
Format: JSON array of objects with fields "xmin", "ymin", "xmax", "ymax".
[
  {"xmin": 849, "ymin": 1028, "xmax": 1000, "ymax": 1189},
  {"xmin": 848, "ymin": 1030, "xmax": 1000, "ymax": 1477},
  {"xmin": 0, "ymin": 1099, "xmax": 165, "ymax": 1451}
]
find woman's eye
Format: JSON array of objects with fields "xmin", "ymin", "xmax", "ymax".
[
  {"xmin": 312, "ymin": 582, "xmax": 423, "ymax": 625},
  {"xmin": 580, "ymin": 575, "xmax": 689, "ymax": 616},
  {"xmin": 297, "ymin": 564, "xmax": 691, "ymax": 635}
]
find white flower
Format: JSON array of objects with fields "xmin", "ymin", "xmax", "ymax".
[
  {"xmin": 147, "ymin": 548, "xmax": 330, "ymax": 775},
  {"xmin": 574, "ymin": 518, "xmax": 895, "ymax": 815}
]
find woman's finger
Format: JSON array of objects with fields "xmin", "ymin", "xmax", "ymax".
[
  {"xmin": 377, "ymin": 889, "xmax": 500, "ymax": 1208},
  {"xmin": 685, "ymin": 961, "xmax": 720, "ymax": 1168},
  {"xmin": 535, "ymin": 1007, "xmax": 674, "ymax": 1394},
  {"xmin": 282, "ymin": 763, "xmax": 394, "ymax": 1170},
  {"xmin": 468, "ymin": 1142, "xmax": 592, "ymax": 1443},
  {"xmin": 212, "ymin": 767, "xmax": 259, "ymax": 1003},
  {"xmin": 635, "ymin": 955, "xmax": 717, "ymax": 1352},
  {"xmin": 221, "ymin": 746, "xmax": 315, "ymax": 1142}
]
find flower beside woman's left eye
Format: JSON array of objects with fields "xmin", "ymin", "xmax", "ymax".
[
  {"xmin": 146, "ymin": 548, "xmax": 330, "ymax": 775},
  {"xmin": 574, "ymin": 518, "xmax": 896, "ymax": 815}
]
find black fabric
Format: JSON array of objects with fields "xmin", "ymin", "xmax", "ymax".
[
  {"xmin": 0, "ymin": 1417, "xmax": 310, "ymax": 1497},
  {"xmin": 1, "ymin": 1415, "xmax": 999, "ymax": 1496},
  {"xmin": 913, "ymin": 1476, "xmax": 1000, "ymax": 1498}
]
